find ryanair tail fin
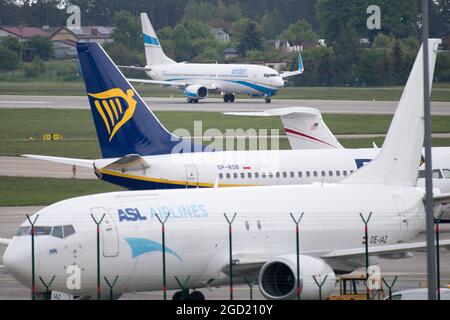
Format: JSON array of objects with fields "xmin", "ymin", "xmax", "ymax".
[
  {"xmin": 141, "ymin": 13, "xmax": 176, "ymax": 66},
  {"xmin": 77, "ymin": 42, "xmax": 202, "ymax": 158},
  {"xmin": 342, "ymin": 39, "xmax": 441, "ymax": 186}
]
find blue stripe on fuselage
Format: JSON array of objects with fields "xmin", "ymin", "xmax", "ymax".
[{"xmin": 144, "ymin": 34, "xmax": 160, "ymax": 46}]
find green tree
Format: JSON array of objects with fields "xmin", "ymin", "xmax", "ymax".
[
  {"xmin": 231, "ymin": 18, "xmax": 264, "ymax": 55},
  {"xmin": 172, "ymin": 24, "xmax": 194, "ymax": 61},
  {"xmin": 0, "ymin": 45, "xmax": 19, "ymax": 71},
  {"xmin": 26, "ymin": 36, "xmax": 52, "ymax": 60},
  {"xmin": 261, "ymin": 10, "xmax": 286, "ymax": 39},
  {"xmin": 372, "ymin": 33, "xmax": 395, "ymax": 49},
  {"xmin": 103, "ymin": 42, "xmax": 143, "ymax": 66},
  {"xmin": 435, "ymin": 52, "xmax": 450, "ymax": 82},
  {"xmin": 111, "ymin": 10, "xmax": 143, "ymax": 51},
  {"xmin": 279, "ymin": 20, "xmax": 318, "ymax": 44},
  {"xmin": 333, "ymin": 23, "xmax": 361, "ymax": 86},
  {"xmin": 183, "ymin": 0, "xmax": 216, "ymax": 23},
  {"xmin": 23, "ymin": 56, "xmax": 46, "ymax": 78},
  {"xmin": 2, "ymin": 36, "xmax": 21, "ymax": 55}
]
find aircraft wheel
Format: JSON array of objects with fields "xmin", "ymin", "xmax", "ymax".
[
  {"xmin": 194, "ymin": 99, "xmax": 199, "ymax": 103},
  {"xmin": 265, "ymin": 97, "xmax": 272, "ymax": 103},
  {"xmin": 223, "ymin": 94, "xmax": 229, "ymax": 103},
  {"xmin": 188, "ymin": 290, "xmax": 205, "ymax": 300},
  {"xmin": 229, "ymin": 94, "xmax": 235, "ymax": 103},
  {"xmin": 187, "ymin": 99, "xmax": 192, "ymax": 103}
]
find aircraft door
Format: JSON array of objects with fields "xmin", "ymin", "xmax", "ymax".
[
  {"xmin": 392, "ymin": 196, "xmax": 408, "ymax": 243},
  {"xmin": 90, "ymin": 207, "xmax": 119, "ymax": 257},
  {"xmin": 185, "ymin": 164, "xmax": 198, "ymax": 187}
]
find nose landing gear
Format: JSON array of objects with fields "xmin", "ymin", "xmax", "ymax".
[
  {"xmin": 265, "ymin": 96, "xmax": 272, "ymax": 103},
  {"xmin": 223, "ymin": 93, "xmax": 235, "ymax": 103}
]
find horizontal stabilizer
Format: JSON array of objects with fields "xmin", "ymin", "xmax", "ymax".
[
  {"xmin": 102, "ymin": 154, "xmax": 150, "ymax": 172},
  {"xmin": 128, "ymin": 78, "xmax": 187, "ymax": 87},
  {"xmin": 22, "ymin": 154, "xmax": 94, "ymax": 168},
  {"xmin": 118, "ymin": 65, "xmax": 152, "ymax": 72},
  {"xmin": 322, "ymin": 239, "xmax": 450, "ymax": 260},
  {"xmin": 0, "ymin": 238, "xmax": 11, "ymax": 245}
]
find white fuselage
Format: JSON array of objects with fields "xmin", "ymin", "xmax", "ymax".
[
  {"xmin": 3, "ymin": 183, "xmax": 425, "ymax": 297},
  {"xmin": 147, "ymin": 63, "xmax": 284, "ymax": 97},
  {"xmin": 95, "ymin": 147, "xmax": 450, "ymax": 193}
]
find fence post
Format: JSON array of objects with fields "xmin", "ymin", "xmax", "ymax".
[
  {"xmin": 91, "ymin": 213, "xmax": 105, "ymax": 300},
  {"xmin": 290, "ymin": 212, "xmax": 304, "ymax": 300},
  {"xmin": 312, "ymin": 274, "xmax": 328, "ymax": 300},
  {"xmin": 243, "ymin": 277, "xmax": 257, "ymax": 300},
  {"xmin": 382, "ymin": 276, "xmax": 398, "ymax": 300},
  {"xmin": 435, "ymin": 211, "xmax": 444, "ymax": 300},
  {"xmin": 359, "ymin": 212, "xmax": 372, "ymax": 300},
  {"xmin": 174, "ymin": 275, "xmax": 191, "ymax": 300},
  {"xmin": 224, "ymin": 212, "xmax": 237, "ymax": 300},
  {"xmin": 26, "ymin": 214, "xmax": 39, "ymax": 300},
  {"xmin": 104, "ymin": 276, "xmax": 119, "ymax": 300},
  {"xmin": 155, "ymin": 212, "xmax": 171, "ymax": 300},
  {"xmin": 39, "ymin": 275, "xmax": 55, "ymax": 300}
]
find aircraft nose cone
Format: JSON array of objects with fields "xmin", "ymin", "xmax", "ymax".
[
  {"xmin": 3, "ymin": 238, "xmax": 34, "ymax": 287},
  {"xmin": 275, "ymin": 77, "xmax": 284, "ymax": 87}
]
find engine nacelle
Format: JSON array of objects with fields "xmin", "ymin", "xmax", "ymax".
[
  {"xmin": 184, "ymin": 84, "xmax": 208, "ymax": 99},
  {"xmin": 258, "ymin": 255, "xmax": 336, "ymax": 300}
]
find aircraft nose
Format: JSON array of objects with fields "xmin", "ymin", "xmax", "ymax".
[
  {"xmin": 275, "ymin": 77, "xmax": 284, "ymax": 87},
  {"xmin": 3, "ymin": 238, "xmax": 35, "ymax": 287}
]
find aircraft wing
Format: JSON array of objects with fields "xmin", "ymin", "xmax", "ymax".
[
  {"xmin": 0, "ymin": 238, "xmax": 11, "ymax": 245},
  {"xmin": 321, "ymin": 239, "xmax": 450, "ymax": 260},
  {"xmin": 128, "ymin": 78, "xmax": 188, "ymax": 88},
  {"xmin": 280, "ymin": 51, "xmax": 304, "ymax": 78},
  {"xmin": 102, "ymin": 154, "xmax": 151, "ymax": 172},
  {"xmin": 22, "ymin": 155, "xmax": 94, "ymax": 168},
  {"xmin": 118, "ymin": 65, "xmax": 152, "ymax": 72}
]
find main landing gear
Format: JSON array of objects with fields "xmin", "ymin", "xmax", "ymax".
[
  {"xmin": 265, "ymin": 96, "xmax": 272, "ymax": 103},
  {"xmin": 187, "ymin": 98, "xmax": 199, "ymax": 103},
  {"xmin": 223, "ymin": 93, "xmax": 235, "ymax": 103},
  {"xmin": 172, "ymin": 289, "xmax": 205, "ymax": 300}
]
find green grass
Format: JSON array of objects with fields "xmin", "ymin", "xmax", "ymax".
[
  {"xmin": 0, "ymin": 108, "xmax": 449, "ymax": 157},
  {"xmin": 0, "ymin": 176, "xmax": 125, "ymax": 206},
  {"xmin": 0, "ymin": 80, "xmax": 449, "ymax": 101}
]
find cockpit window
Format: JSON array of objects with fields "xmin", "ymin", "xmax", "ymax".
[
  {"xmin": 63, "ymin": 225, "xmax": 76, "ymax": 238},
  {"xmin": 15, "ymin": 225, "xmax": 75, "ymax": 238},
  {"xmin": 433, "ymin": 169, "xmax": 443, "ymax": 179},
  {"xmin": 443, "ymin": 169, "xmax": 450, "ymax": 179},
  {"xmin": 264, "ymin": 73, "xmax": 278, "ymax": 77},
  {"xmin": 34, "ymin": 226, "xmax": 52, "ymax": 236},
  {"xmin": 52, "ymin": 226, "xmax": 63, "ymax": 239},
  {"xmin": 15, "ymin": 226, "xmax": 30, "ymax": 236}
]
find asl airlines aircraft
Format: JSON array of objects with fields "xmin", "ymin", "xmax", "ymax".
[
  {"xmin": 123, "ymin": 13, "xmax": 303, "ymax": 104},
  {"xmin": 24, "ymin": 41, "xmax": 450, "ymax": 195},
  {"xmin": 3, "ymin": 39, "xmax": 450, "ymax": 300}
]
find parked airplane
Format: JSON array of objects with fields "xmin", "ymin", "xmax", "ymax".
[
  {"xmin": 23, "ymin": 42, "xmax": 450, "ymax": 196},
  {"xmin": 3, "ymin": 39, "xmax": 450, "ymax": 300},
  {"xmin": 122, "ymin": 13, "xmax": 303, "ymax": 104}
]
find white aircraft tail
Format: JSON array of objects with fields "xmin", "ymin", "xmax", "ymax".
[
  {"xmin": 343, "ymin": 39, "xmax": 441, "ymax": 186},
  {"xmin": 224, "ymin": 107, "xmax": 343, "ymax": 150},
  {"xmin": 141, "ymin": 13, "xmax": 176, "ymax": 66}
]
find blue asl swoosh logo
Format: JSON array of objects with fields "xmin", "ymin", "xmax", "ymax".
[{"xmin": 125, "ymin": 237, "xmax": 182, "ymax": 261}]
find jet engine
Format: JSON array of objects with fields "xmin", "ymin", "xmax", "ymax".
[
  {"xmin": 184, "ymin": 84, "xmax": 208, "ymax": 100},
  {"xmin": 258, "ymin": 255, "xmax": 336, "ymax": 300}
]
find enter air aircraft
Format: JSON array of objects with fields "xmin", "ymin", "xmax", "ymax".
[
  {"xmin": 3, "ymin": 39, "xmax": 450, "ymax": 300},
  {"xmin": 123, "ymin": 13, "xmax": 303, "ymax": 103},
  {"xmin": 24, "ymin": 41, "xmax": 450, "ymax": 196}
]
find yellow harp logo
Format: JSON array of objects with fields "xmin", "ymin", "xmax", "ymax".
[{"xmin": 88, "ymin": 88, "xmax": 137, "ymax": 141}]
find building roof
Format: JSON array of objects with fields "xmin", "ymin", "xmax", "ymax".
[
  {"xmin": 51, "ymin": 26, "xmax": 114, "ymax": 39},
  {"xmin": 211, "ymin": 28, "xmax": 229, "ymax": 34},
  {"xmin": 0, "ymin": 26, "xmax": 50, "ymax": 38},
  {"xmin": 52, "ymin": 39, "xmax": 77, "ymax": 47}
]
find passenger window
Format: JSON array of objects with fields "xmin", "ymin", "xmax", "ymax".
[
  {"xmin": 313, "ymin": 171, "xmax": 318, "ymax": 177},
  {"xmin": 329, "ymin": 171, "xmax": 333, "ymax": 176},
  {"xmin": 343, "ymin": 170, "xmax": 347, "ymax": 176},
  {"xmin": 245, "ymin": 221, "xmax": 250, "ymax": 230},
  {"xmin": 321, "ymin": 171, "xmax": 326, "ymax": 177},
  {"xmin": 269, "ymin": 172, "xmax": 273, "ymax": 178},
  {"xmin": 433, "ymin": 169, "xmax": 443, "ymax": 179},
  {"xmin": 52, "ymin": 226, "xmax": 63, "ymax": 239},
  {"xmin": 63, "ymin": 225, "xmax": 76, "ymax": 238},
  {"xmin": 262, "ymin": 172, "xmax": 266, "ymax": 178},
  {"xmin": 298, "ymin": 171, "xmax": 302, "ymax": 178},
  {"xmin": 255, "ymin": 172, "xmax": 259, "ymax": 178},
  {"xmin": 241, "ymin": 173, "xmax": 245, "ymax": 179},
  {"xmin": 219, "ymin": 173, "xmax": 223, "ymax": 179},
  {"xmin": 248, "ymin": 172, "xmax": 252, "ymax": 178},
  {"xmin": 336, "ymin": 171, "xmax": 340, "ymax": 177},
  {"xmin": 226, "ymin": 173, "xmax": 231, "ymax": 179},
  {"xmin": 283, "ymin": 172, "xmax": 287, "ymax": 178},
  {"xmin": 276, "ymin": 172, "xmax": 280, "ymax": 178},
  {"xmin": 257, "ymin": 220, "xmax": 262, "ymax": 230},
  {"xmin": 350, "ymin": 170, "xmax": 354, "ymax": 174},
  {"xmin": 290, "ymin": 172, "xmax": 294, "ymax": 178},
  {"xmin": 443, "ymin": 169, "xmax": 450, "ymax": 179},
  {"xmin": 233, "ymin": 173, "xmax": 238, "ymax": 179},
  {"xmin": 306, "ymin": 171, "xmax": 310, "ymax": 177}
]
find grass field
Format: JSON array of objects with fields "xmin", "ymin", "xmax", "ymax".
[
  {"xmin": 0, "ymin": 108, "xmax": 449, "ymax": 158},
  {"xmin": 0, "ymin": 176, "xmax": 124, "ymax": 206},
  {"xmin": 0, "ymin": 80, "xmax": 449, "ymax": 101}
]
